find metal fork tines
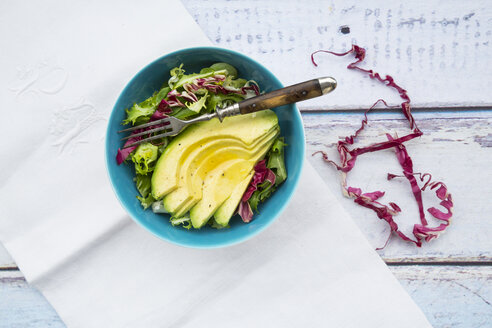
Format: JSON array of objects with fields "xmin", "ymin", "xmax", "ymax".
[
  {"xmin": 118, "ymin": 113, "xmax": 215, "ymax": 149},
  {"xmin": 118, "ymin": 117, "xmax": 177, "ymax": 149},
  {"xmin": 117, "ymin": 117, "xmax": 172, "ymax": 133}
]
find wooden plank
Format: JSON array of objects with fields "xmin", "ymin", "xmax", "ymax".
[
  {"xmin": 392, "ymin": 265, "xmax": 492, "ymax": 328},
  {"xmin": 0, "ymin": 245, "xmax": 15, "ymax": 269},
  {"xmin": 0, "ymin": 271, "xmax": 65, "ymax": 328},
  {"xmin": 303, "ymin": 110, "xmax": 492, "ymax": 260},
  {"xmin": 1, "ymin": 266, "xmax": 490, "ymax": 328},
  {"xmin": 182, "ymin": 0, "xmax": 492, "ymax": 110}
]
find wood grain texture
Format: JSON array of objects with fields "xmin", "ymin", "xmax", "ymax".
[
  {"xmin": 239, "ymin": 79, "xmax": 323, "ymax": 114},
  {"xmin": 0, "ymin": 245, "xmax": 14, "ymax": 268},
  {"xmin": 1, "ymin": 266, "xmax": 490, "ymax": 328},
  {"xmin": 392, "ymin": 265, "xmax": 492, "ymax": 328},
  {"xmin": 182, "ymin": 0, "xmax": 492, "ymax": 110},
  {"xmin": 0, "ymin": 271, "xmax": 65, "ymax": 328},
  {"xmin": 304, "ymin": 110, "xmax": 492, "ymax": 261}
]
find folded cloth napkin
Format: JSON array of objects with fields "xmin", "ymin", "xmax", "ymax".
[{"xmin": 0, "ymin": 0, "xmax": 431, "ymax": 327}]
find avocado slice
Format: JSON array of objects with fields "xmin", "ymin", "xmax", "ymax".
[
  {"xmin": 214, "ymin": 170, "xmax": 255, "ymax": 226},
  {"xmin": 162, "ymin": 151, "xmax": 245, "ymax": 216},
  {"xmin": 161, "ymin": 143, "xmax": 245, "ymax": 215},
  {"xmin": 189, "ymin": 136, "xmax": 276, "ymax": 229},
  {"xmin": 163, "ymin": 147, "xmax": 254, "ymax": 216},
  {"xmin": 189, "ymin": 160, "xmax": 252, "ymax": 228},
  {"xmin": 162, "ymin": 128, "xmax": 279, "ymax": 217},
  {"xmin": 151, "ymin": 110, "xmax": 278, "ymax": 199},
  {"xmin": 168, "ymin": 135, "xmax": 278, "ymax": 219}
]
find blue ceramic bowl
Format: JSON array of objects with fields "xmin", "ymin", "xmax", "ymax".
[{"xmin": 105, "ymin": 47, "xmax": 305, "ymax": 248}]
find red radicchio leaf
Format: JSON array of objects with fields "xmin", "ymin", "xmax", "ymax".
[
  {"xmin": 238, "ymin": 200, "xmax": 254, "ymax": 223},
  {"xmin": 116, "ymin": 133, "xmax": 141, "ymax": 165},
  {"xmin": 166, "ymin": 89, "xmax": 186, "ymax": 107},
  {"xmin": 180, "ymin": 90, "xmax": 198, "ymax": 103},
  {"xmin": 238, "ymin": 159, "xmax": 276, "ymax": 223},
  {"xmin": 311, "ymin": 45, "xmax": 453, "ymax": 248},
  {"xmin": 151, "ymin": 104, "xmax": 172, "ymax": 121},
  {"xmin": 241, "ymin": 160, "xmax": 268, "ymax": 202},
  {"xmin": 205, "ymin": 83, "xmax": 260, "ymax": 96},
  {"xmin": 116, "ymin": 108, "xmax": 171, "ymax": 164},
  {"xmin": 183, "ymin": 75, "xmax": 260, "ymax": 97},
  {"xmin": 157, "ymin": 99, "xmax": 171, "ymax": 112},
  {"xmin": 265, "ymin": 168, "xmax": 276, "ymax": 185}
]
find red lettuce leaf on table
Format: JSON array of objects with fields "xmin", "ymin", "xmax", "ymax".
[{"xmin": 311, "ymin": 45, "xmax": 453, "ymax": 248}]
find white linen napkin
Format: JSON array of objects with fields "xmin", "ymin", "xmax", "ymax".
[{"xmin": 0, "ymin": 1, "xmax": 431, "ymax": 327}]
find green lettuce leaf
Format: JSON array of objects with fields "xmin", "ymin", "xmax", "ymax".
[
  {"xmin": 199, "ymin": 67, "xmax": 215, "ymax": 75},
  {"xmin": 122, "ymin": 86, "xmax": 170, "ymax": 125},
  {"xmin": 172, "ymin": 108, "xmax": 200, "ymax": 120},
  {"xmin": 154, "ymin": 86, "xmax": 171, "ymax": 103},
  {"xmin": 210, "ymin": 63, "xmax": 238, "ymax": 78},
  {"xmin": 223, "ymin": 76, "xmax": 247, "ymax": 89},
  {"xmin": 137, "ymin": 194, "xmax": 155, "ymax": 210},
  {"xmin": 267, "ymin": 137, "xmax": 287, "ymax": 185},
  {"xmin": 248, "ymin": 191, "xmax": 260, "ymax": 213},
  {"xmin": 134, "ymin": 172, "xmax": 155, "ymax": 209},
  {"xmin": 208, "ymin": 218, "xmax": 230, "ymax": 229},
  {"xmin": 248, "ymin": 180, "xmax": 276, "ymax": 213},
  {"xmin": 168, "ymin": 64, "xmax": 185, "ymax": 89},
  {"xmin": 173, "ymin": 69, "xmax": 227, "ymax": 90},
  {"xmin": 131, "ymin": 143, "xmax": 159, "ymax": 175},
  {"xmin": 206, "ymin": 93, "xmax": 244, "ymax": 113},
  {"xmin": 170, "ymin": 216, "xmax": 192, "ymax": 229},
  {"xmin": 186, "ymin": 91, "xmax": 209, "ymax": 113},
  {"xmin": 123, "ymin": 103, "xmax": 154, "ymax": 126},
  {"xmin": 134, "ymin": 174, "xmax": 151, "ymax": 198}
]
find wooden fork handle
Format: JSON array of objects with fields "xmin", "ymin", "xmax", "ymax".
[{"xmin": 238, "ymin": 77, "xmax": 336, "ymax": 115}]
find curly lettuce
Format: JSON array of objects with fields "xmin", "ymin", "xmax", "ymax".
[
  {"xmin": 210, "ymin": 62, "xmax": 238, "ymax": 78},
  {"xmin": 186, "ymin": 91, "xmax": 209, "ymax": 113},
  {"xmin": 267, "ymin": 137, "xmax": 287, "ymax": 185},
  {"xmin": 134, "ymin": 174, "xmax": 154, "ymax": 209},
  {"xmin": 131, "ymin": 143, "xmax": 159, "ymax": 175},
  {"xmin": 170, "ymin": 216, "xmax": 192, "ymax": 229},
  {"xmin": 172, "ymin": 68, "xmax": 227, "ymax": 90},
  {"xmin": 123, "ymin": 86, "xmax": 170, "ymax": 125},
  {"xmin": 206, "ymin": 93, "xmax": 244, "ymax": 113}
]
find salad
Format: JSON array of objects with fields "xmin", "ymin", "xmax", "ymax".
[{"xmin": 116, "ymin": 63, "xmax": 287, "ymax": 229}]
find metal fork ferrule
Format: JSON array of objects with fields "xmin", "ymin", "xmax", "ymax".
[{"xmin": 215, "ymin": 103, "xmax": 240, "ymax": 122}]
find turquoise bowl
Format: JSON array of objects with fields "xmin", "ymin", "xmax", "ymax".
[{"xmin": 105, "ymin": 47, "xmax": 305, "ymax": 248}]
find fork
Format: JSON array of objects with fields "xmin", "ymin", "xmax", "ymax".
[{"xmin": 119, "ymin": 77, "xmax": 336, "ymax": 148}]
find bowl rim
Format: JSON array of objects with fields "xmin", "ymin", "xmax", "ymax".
[{"xmin": 105, "ymin": 46, "xmax": 305, "ymax": 248}]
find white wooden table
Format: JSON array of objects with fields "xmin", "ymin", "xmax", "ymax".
[{"xmin": 1, "ymin": 1, "xmax": 491, "ymax": 327}]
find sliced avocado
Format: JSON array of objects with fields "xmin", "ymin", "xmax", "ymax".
[
  {"xmin": 151, "ymin": 110, "xmax": 278, "ymax": 199},
  {"xmin": 189, "ymin": 136, "xmax": 276, "ymax": 229},
  {"xmin": 161, "ymin": 141, "xmax": 241, "ymax": 215},
  {"xmin": 162, "ymin": 128, "xmax": 279, "ymax": 216},
  {"xmin": 170, "ymin": 136, "xmax": 278, "ymax": 219},
  {"xmin": 189, "ymin": 160, "xmax": 251, "ymax": 228},
  {"xmin": 163, "ymin": 154, "xmax": 239, "ymax": 215},
  {"xmin": 163, "ymin": 149, "xmax": 248, "ymax": 215},
  {"xmin": 214, "ymin": 169, "xmax": 255, "ymax": 226}
]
